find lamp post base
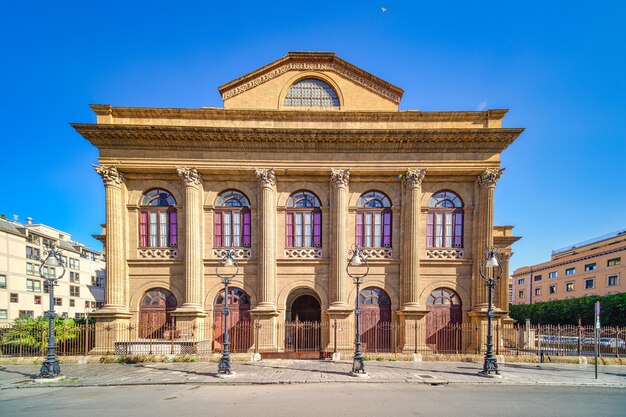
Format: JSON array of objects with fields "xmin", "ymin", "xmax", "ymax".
[
  {"xmin": 216, "ymin": 371, "xmax": 237, "ymax": 379},
  {"xmin": 39, "ymin": 358, "xmax": 61, "ymax": 379},
  {"xmin": 479, "ymin": 356, "xmax": 501, "ymax": 378}
]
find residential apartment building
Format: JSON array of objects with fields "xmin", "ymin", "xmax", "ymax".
[
  {"xmin": 0, "ymin": 217, "xmax": 105, "ymax": 323},
  {"xmin": 511, "ymin": 229, "xmax": 625, "ymax": 304},
  {"xmin": 73, "ymin": 52, "xmax": 522, "ymax": 354}
]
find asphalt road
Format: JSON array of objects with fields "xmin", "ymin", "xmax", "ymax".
[{"xmin": 1, "ymin": 384, "xmax": 625, "ymax": 417}]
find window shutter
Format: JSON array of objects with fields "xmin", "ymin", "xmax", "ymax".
[
  {"xmin": 426, "ymin": 212, "xmax": 434, "ymax": 247},
  {"xmin": 286, "ymin": 212, "xmax": 294, "ymax": 247},
  {"xmin": 454, "ymin": 212, "xmax": 463, "ymax": 248},
  {"xmin": 313, "ymin": 210, "xmax": 321, "ymax": 247},
  {"xmin": 382, "ymin": 210, "xmax": 392, "ymax": 247},
  {"xmin": 242, "ymin": 209, "xmax": 251, "ymax": 247},
  {"xmin": 169, "ymin": 210, "xmax": 177, "ymax": 246},
  {"xmin": 356, "ymin": 212, "xmax": 364, "ymax": 247},
  {"xmin": 214, "ymin": 212, "xmax": 222, "ymax": 247},
  {"xmin": 139, "ymin": 211, "xmax": 148, "ymax": 247}
]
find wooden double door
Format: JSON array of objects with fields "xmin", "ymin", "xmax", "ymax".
[{"xmin": 426, "ymin": 288, "xmax": 463, "ymax": 352}]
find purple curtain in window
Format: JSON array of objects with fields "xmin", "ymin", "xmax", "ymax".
[
  {"xmin": 453, "ymin": 212, "xmax": 463, "ymax": 247},
  {"xmin": 426, "ymin": 213, "xmax": 434, "ymax": 247},
  {"xmin": 355, "ymin": 212, "xmax": 363, "ymax": 247},
  {"xmin": 313, "ymin": 210, "xmax": 321, "ymax": 247},
  {"xmin": 214, "ymin": 212, "xmax": 222, "ymax": 247},
  {"xmin": 286, "ymin": 212, "xmax": 294, "ymax": 247},
  {"xmin": 169, "ymin": 211, "xmax": 177, "ymax": 246},
  {"xmin": 382, "ymin": 210, "xmax": 392, "ymax": 247},
  {"xmin": 139, "ymin": 211, "xmax": 148, "ymax": 247},
  {"xmin": 242, "ymin": 209, "xmax": 251, "ymax": 247}
]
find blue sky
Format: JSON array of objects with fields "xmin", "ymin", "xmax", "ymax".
[{"xmin": 1, "ymin": 1, "xmax": 624, "ymax": 273}]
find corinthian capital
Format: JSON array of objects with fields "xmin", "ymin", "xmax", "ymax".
[
  {"xmin": 176, "ymin": 167, "xmax": 202, "ymax": 186},
  {"xmin": 330, "ymin": 168, "xmax": 350, "ymax": 188},
  {"xmin": 403, "ymin": 168, "xmax": 427, "ymax": 189},
  {"xmin": 477, "ymin": 168, "xmax": 504, "ymax": 188},
  {"xmin": 255, "ymin": 168, "xmax": 276, "ymax": 187},
  {"xmin": 93, "ymin": 165, "xmax": 125, "ymax": 186}
]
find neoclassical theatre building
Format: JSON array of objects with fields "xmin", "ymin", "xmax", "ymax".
[{"xmin": 74, "ymin": 52, "xmax": 522, "ymax": 355}]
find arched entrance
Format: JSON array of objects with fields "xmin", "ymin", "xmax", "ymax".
[
  {"xmin": 426, "ymin": 287, "xmax": 462, "ymax": 353},
  {"xmin": 285, "ymin": 290, "xmax": 322, "ymax": 356},
  {"xmin": 213, "ymin": 288, "xmax": 251, "ymax": 352},
  {"xmin": 139, "ymin": 288, "xmax": 177, "ymax": 338},
  {"xmin": 359, "ymin": 287, "xmax": 393, "ymax": 352}
]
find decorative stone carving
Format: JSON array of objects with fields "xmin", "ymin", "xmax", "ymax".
[
  {"xmin": 477, "ymin": 168, "xmax": 504, "ymax": 188},
  {"xmin": 255, "ymin": 168, "xmax": 276, "ymax": 187},
  {"xmin": 138, "ymin": 248, "xmax": 178, "ymax": 259},
  {"xmin": 176, "ymin": 167, "xmax": 202, "ymax": 186},
  {"xmin": 330, "ymin": 168, "xmax": 350, "ymax": 188},
  {"xmin": 426, "ymin": 249, "xmax": 464, "ymax": 260},
  {"xmin": 348, "ymin": 248, "xmax": 393, "ymax": 260},
  {"xmin": 213, "ymin": 248, "xmax": 252, "ymax": 259},
  {"xmin": 403, "ymin": 168, "xmax": 427, "ymax": 188},
  {"xmin": 284, "ymin": 248, "xmax": 323, "ymax": 259},
  {"xmin": 221, "ymin": 62, "xmax": 402, "ymax": 104},
  {"xmin": 93, "ymin": 165, "xmax": 125, "ymax": 186}
]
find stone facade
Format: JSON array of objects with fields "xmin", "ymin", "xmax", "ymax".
[{"xmin": 74, "ymin": 52, "xmax": 522, "ymax": 353}]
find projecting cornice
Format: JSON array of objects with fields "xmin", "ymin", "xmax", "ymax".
[
  {"xmin": 88, "ymin": 104, "xmax": 509, "ymax": 123},
  {"xmin": 217, "ymin": 52, "xmax": 404, "ymax": 104},
  {"xmin": 72, "ymin": 124, "xmax": 524, "ymax": 153}
]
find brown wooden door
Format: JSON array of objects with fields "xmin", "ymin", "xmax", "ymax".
[
  {"xmin": 213, "ymin": 288, "xmax": 251, "ymax": 352},
  {"xmin": 360, "ymin": 288, "xmax": 392, "ymax": 352},
  {"xmin": 426, "ymin": 288, "xmax": 462, "ymax": 352},
  {"xmin": 139, "ymin": 288, "xmax": 177, "ymax": 339}
]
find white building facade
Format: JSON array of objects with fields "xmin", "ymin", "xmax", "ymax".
[{"xmin": 0, "ymin": 217, "xmax": 105, "ymax": 323}]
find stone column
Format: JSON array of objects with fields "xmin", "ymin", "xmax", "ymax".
[
  {"xmin": 328, "ymin": 168, "xmax": 351, "ymax": 313},
  {"xmin": 254, "ymin": 168, "xmax": 277, "ymax": 312},
  {"xmin": 176, "ymin": 167, "xmax": 204, "ymax": 311},
  {"xmin": 397, "ymin": 169, "xmax": 430, "ymax": 352},
  {"xmin": 93, "ymin": 165, "xmax": 128, "ymax": 311},
  {"xmin": 497, "ymin": 252, "xmax": 512, "ymax": 311},
  {"xmin": 91, "ymin": 165, "xmax": 131, "ymax": 354},
  {"xmin": 473, "ymin": 168, "xmax": 503, "ymax": 307},
  {"xmin": 401, "ymin": 168, "xmax": 427, "ymax": 309}
]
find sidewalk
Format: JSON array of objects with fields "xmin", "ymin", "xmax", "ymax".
[{"xmin": 1, "ymin": 360, "xmax": 625, "ymax": 389}]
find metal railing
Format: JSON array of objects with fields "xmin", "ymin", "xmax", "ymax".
[{"xmin": 2, "ymin": 321, "xmax": 625, "ymax": 358}]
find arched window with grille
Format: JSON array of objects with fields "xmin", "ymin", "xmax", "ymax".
[
  {"xmin": 356, "ymin": 191, "xmax": 392, "ymax": 248},
  {"xmin": 139, "ymin": 189, "xmax": 177, "ymax": 248},
  {"xmin": 286, "ymin": 191, "xmax": 322, "ymax": 248},
  {"xmin": 214, "ymin": 190, "xmax": 251, "ymax": 248},
  {"xmin": 284, "ymin": 78, "xmax": 340, "ymax": 107},
  {"xmin": 427, "ymin": 190, "xmax": 464, "ymax": 248}
]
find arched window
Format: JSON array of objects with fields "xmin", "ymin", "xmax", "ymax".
[
  {"xmin": 215, "ymin": 190, "xmax": 251, "ymax": 248},
  {"xmin": 286, "ymin": 191, "xmax": 322, "ymax": 247},
  {"xmin": 139, "ymin": 189, "xmax": 177, "ymax": 248},
  {"xmin": 427, "ymin": 288, "xmax": 461, "ymax": 305},
  {"xmin": 359, "ymin": 287, "xmax": 391, "ymax": 305},
  {"xmin": 284, "ymin": 78, "xmax": 340, "ymax": 107},
  {"xmin": 356, "ymin": 191, "xmax": 392, "ymax": 248},
  {"xmin": 427, "ymin": 190, "xmax": 464, "ymax": 248}
]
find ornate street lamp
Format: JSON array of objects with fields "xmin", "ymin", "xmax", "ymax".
[
  {"xmin": 479, "ymin": 246, "xmax": 503, "ymax": 376},
  {"xmin": 346, "ymin": 244, "xmax": 369, "ymax": 376},
  {"xmin": 38, "ymin": 244, "xmax": 66, "ymax": 379},
  {"xmin": 215, "ymin": 249, "xmax": 238, "ymax": 377}
]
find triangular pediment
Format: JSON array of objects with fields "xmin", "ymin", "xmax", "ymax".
[{"xmin": 218, "ymin": 52, "xmax": 404, "ymax": 111}]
